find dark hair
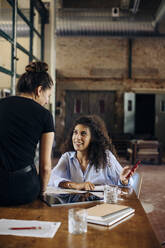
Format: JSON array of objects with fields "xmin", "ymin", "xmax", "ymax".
[
  {"xmin": 16, "ymin": 61, "xmax": 53, "ymax": 94},
  {"xmin": 61, "ymin": 115, "xmax": 117, "ymax": 171}
]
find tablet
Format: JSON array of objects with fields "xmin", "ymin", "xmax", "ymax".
[{"xmin": 43, "ymin": 192, "xmax": 103, "ymax": 207}]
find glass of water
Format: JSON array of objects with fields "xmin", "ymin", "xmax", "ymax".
[
  {"xmin": 104, "ymin": 185, "xmax": 118, "ymax": 204},
  {"xmin": 68, "ymin": 208, "xmax": 87, "ymax": 234}
]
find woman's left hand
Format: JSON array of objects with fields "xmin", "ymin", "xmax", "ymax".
[{"xmin": 120, "ymin": 166, "xmax": 132, "ymax": 185}]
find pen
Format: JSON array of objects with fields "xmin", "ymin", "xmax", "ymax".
[{"xmin": 9, "ymin": 226, "xmax": 42, "ymax": 230}]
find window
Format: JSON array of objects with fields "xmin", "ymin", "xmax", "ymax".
[
  {"xmin": 161, "ymin": 100, "xmax": 165, "ymax": 112},
  {"xmin": 128, "ymin": 100, "xmax": 132, "ymax": 111},
  {"xmin": 74, "ymin": 99, "xmax": 82, "ymax": 113},
  {"xmin": 99, "ymin": 99, "xmax": 105, "ymax": 113},
  {"xmin": 0, "ymin": 0, "xmax": 47, "ymax": 94}
]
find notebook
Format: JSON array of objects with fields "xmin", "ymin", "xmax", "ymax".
[
  {"xmin": 86, "ymin": 203, "xmax": 135, "ymax": 226},
  {"xmin": 88, "ymin": 213, "xmax": 135, "ymax": 230}
]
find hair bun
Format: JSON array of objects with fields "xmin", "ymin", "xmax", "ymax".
[{"xmin": 25, "ymin": 61, "xmax": 48, "ymax": 73}]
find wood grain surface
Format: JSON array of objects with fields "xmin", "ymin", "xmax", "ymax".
[{"xmin": 0, "ymin": 188, "xmax": 161, "ymax": 248}]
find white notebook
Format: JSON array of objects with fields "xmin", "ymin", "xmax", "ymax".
[{"xmin": 86, "ymin": 203, "xmax": 135, "ymax": 226}]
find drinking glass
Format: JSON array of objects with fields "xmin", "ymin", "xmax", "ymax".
[
  {"xmin": 68, "ymin": 208, "xmax": 87, "ymax": 234},
  {"xmin": 104, "ymin": 185, "xmax": 118, "ymax": 204}
]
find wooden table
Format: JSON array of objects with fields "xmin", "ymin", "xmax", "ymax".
[{"xmin": 0, "ymin": 189, "xmax": 161, "ymax": 248}]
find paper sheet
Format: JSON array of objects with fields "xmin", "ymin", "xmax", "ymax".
[
  {"xmin": 46, "ymin": 186, "xmax": 87, "ymax": 194},
  {"xmin": 0, "ymin": 219, "xmax": 61, "ymax": 238},
  {"xmin": 94, "ymin": 185, "xmax": 105, "ymax": 191}
]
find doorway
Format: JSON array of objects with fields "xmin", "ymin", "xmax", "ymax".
[
  {"xmin": 124, "ymin": 92, "xmax": 165, "ymax": 149},
  {"xmin": 135, "ymin": 94, "xmax": 155, "ymax": 137}
]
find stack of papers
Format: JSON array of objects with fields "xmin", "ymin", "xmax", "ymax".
[{"xmin": 0, "ymin": 219, "xmax": 61, "ymax": 238}]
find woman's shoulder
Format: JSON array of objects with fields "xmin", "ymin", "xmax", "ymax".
[
  {"xmin": 105, "ymin": 149, "xmax": 114, "ymax": 158},
  {"xmin": 60, "ymin": 151, "xmax": 76, "ymax": 159},
  {"xmin": 105, "ymin": 150, "xmax": 118, "ymax": 165}
]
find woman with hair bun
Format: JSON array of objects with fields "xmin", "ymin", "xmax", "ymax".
[
  {"xmin": 0, "ymin": 61, "xmax": 55, "ymax": 205},
  {"xmin": 49, "ymin": 115, "xmax": 134, "ymax": 190}
]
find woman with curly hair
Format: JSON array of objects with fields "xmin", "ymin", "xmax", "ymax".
[{"xmin": 49, "ymin": 115, "xmax": 133, "ymax": 190}]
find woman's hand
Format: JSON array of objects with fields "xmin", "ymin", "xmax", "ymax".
[
  {"xmin": 77, "ymin": 182, "xmax": 95, "ymax": 190},
  {"xmin": 120, "ymin": 166, "xmax": 132, "ymax": 185},
  {"xmin": 59, "ymin": 181, "xmax": 95, "ymax": 190}
]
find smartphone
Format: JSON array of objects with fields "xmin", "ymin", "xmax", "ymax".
[{"xmin": 126, "ymin": 160, "xmax": 141, "ymax": 179}]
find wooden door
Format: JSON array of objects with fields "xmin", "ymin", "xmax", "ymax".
[
  {"xmin": 88, "ymin": 91, "xmax": 115, "ymax": 135},
  {"xmin": 65, "ymin": 90, "xmax": 116, "ymax": 137}
]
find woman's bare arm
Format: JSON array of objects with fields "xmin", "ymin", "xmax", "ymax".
[{"xmin": 39, "ymin": 132, "xmax": 54, "ymax": 195}]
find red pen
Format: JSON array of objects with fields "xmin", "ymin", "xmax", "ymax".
[
  {"xmin": 9, "ymin": 226, "xmax": 42, "ymax": 230},
  {"xmin": 126, "ymin": 160, "xmax": 141, "ymax": 179}
]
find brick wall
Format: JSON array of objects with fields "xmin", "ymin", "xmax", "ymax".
[{"xmin": 55, "ymin": 37, "xmax": 165, "ymax": 149}]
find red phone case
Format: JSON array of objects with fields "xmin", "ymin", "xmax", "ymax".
[{"xmin": 126, "ymin": 160, "xmax": 141, "ymax": 179}]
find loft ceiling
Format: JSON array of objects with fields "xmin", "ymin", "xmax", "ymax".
[
  {"xmin": 62, "ymin": 0, "xmax": 160, "ymax": 14},
  {"xmin": 56, "ymin": 0, "xmax": 165, "ymax": 37}
]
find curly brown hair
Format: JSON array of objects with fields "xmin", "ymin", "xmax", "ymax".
[{"xmin": 61, "ymin": 115, "xmax": 117, "ymax": 171}]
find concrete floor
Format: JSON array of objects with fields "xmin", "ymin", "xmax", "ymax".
[
  {"xmin": 119, "ymin": 155, "xmax": 165, "ymax": 244},
  {"xmin": 138, "ymin": 165, "xmax": 165, "ymax": 244}
]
